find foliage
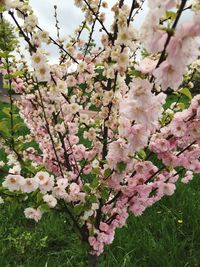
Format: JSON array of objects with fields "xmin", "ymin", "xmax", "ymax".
[
  {"xmin": 0, "ymin": 1, "xmax": 200, "ymax": 266},
  {"xmin": 0, "ymin": 16, "xmax": 16, "ymax": 52}
]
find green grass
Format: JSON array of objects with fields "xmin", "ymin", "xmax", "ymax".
[
  {"xmin": 1, "ymin": 178, "xmax": 200, "ymax": 267},
  {"xmin": 1, "ymin": 95, "xmax": 200, "ymax": 267}
]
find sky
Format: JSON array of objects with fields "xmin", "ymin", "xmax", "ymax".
[
  {"xmin": 29, "ymin": 0, "xmax": 148, "ymax": 39},
  {"xmin": 5, "ymin": 0, "xmax": 193, "ymax": 63},
  {"xmin": 27, "ymin": 0, "xmax": 149, "ymax": 62}
]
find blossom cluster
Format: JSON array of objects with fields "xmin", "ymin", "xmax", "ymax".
[{"xmin": 1, "ymin": 0, "xmax": 200, "ymax": 256}]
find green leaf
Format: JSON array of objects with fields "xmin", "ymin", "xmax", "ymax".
[
  {"xmin": 2, "ymin": 107, "xmax": 11, "ymax": 117},
  {"xmin": 137, "ymin": 149, "xmax": 146, "ymax": 160},
  {"xmin": 165, "ymin": 11, "xmax": 176, "ymax": 20},
  {"xmin": 0, "ymin": 51, "xmax": 9, "ymax": 58},
  {"xmin": 36, "ymin": 192, "xmax": 44, "ymax": 204},
  {"xmin": 141, "ymin": 48, "xmax": 150, "ymax": 58},
  {"xmin": 0, "ymin": 120, "xmax": 10, "ymax": 136},
  {"xmin": 117, "ymin": 162, "xmax": 127, "ymax": 173},
  {"xmin": 101, "ymin": 187, "xmax": 109, "ymax": 200},
  {"xmin": 128, "ymin": 69, "xmax": 142, "ymax": 78},
  {"xmin": 82, "ymin": 184, "xmax": 91, "ymax": 193},
  {"xmin": 178, "ymin": 87, "xmax": 192, "ymax": 100},
  {"xmin": 13, "ymin": 123, "xmax": 24, "ymax": 131},
  {"xmin": 89, "ymin": 227, "xmax": 94, "ymax": 236},
  {"xmin": 74, "ymin": 204, "xmax": 84, "ymax": 215},
  {"xmin": 12, "ymin": 70, "xmax": 24, "ymax": 78},
  {"xmin": 104, "ymin": 168, "xmax": 112, "ymax": 178},
  {"xmin": 91, "ymin": 168, "xmax": 100, "ymax": 175},
  {"xmin": 84, "ymin": 23, "xmax": 90, "ymax": 32},
  {"xmin": 87, "ymin": 194, "xmax": 97, "ymax": 204},
  {"xmin": 91, "ymin": 176, "xmax": 99, "ymax": 188},
  {"xmin": 178, "ymin": 102, "xmax": 185, "ymax": 110},
  {"xmin": 39, "ymin": 204, "xmax": 51, "ymax": 213}
]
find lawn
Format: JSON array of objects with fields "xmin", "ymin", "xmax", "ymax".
[{"xmin": 0, "ymin": 96, "xmax": 200, "ymax": 267}]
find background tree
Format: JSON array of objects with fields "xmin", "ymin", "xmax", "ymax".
[{"xmin": 0, "ymin": 13, "xmax": 16, "ymax": 92}]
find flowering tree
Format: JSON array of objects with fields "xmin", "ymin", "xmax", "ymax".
[{"xmin": 0, "ymin": 0, "xmax": 200, "ymax": 266}]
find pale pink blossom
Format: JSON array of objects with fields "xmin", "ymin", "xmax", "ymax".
[
  {"xmin": 153, "ymin": 60, "xmax": 184, "ymax": 91},
  {"xmin": 57, "ymin": 178, "xmax": 68, "ymax": 188},
  {"xmin": 2, "ymin": 174, "xmax": 24, "ymax": 192},
  {"xmin": 161, "ymin": 183, "xmax": 176, "ymax": 196},
  {"xmin": 22, "ymin": 178, "xmax": 38, "ymax": 193},
  {"xmin": 34, "ymin": 171, "xmax": 50, "ymax": 185},
  {"xmin": 43, "ymin": 194, "xmax": 57, "ymax": 208},
  {"xmin": 69, "ymin": 183, "xmax": 80, "ymax": 195},
  {"xmin": 24, "ymin": 207, "xmax": 42, "ymax": 222}
]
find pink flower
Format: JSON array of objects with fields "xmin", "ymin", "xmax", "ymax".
[
  {"xmin": 66, "ymin": 75, "xmax": 77, "ymax": 87},
  {"xmin": 106, "ymin": 139, "xmax": 129, "ymax": 169},
  {"xmin": 43, "ymin": 194, "xmax": 57, "ymax": 208},
  {"xmin": 39, "ymin": 175, "xmax": 55, "ymax": 192},
  {"xmin": 2, "ymin": 174, "xmax": 25, "ymax": 192},
  {"xmin": 150, "ymin": 138, "xmax": 171, "ymax": 153},
  {"xmin": 127, "ymin": 124, "xmax": 150, "ymax": 152},
  {"xmin": 148, "ymin": 0, "xmax": 176, "ymax": 9},
  {"xmin": 169, "ymin": 119, "xmax": 187, "ymax": 137},
  {"xmin": 189, "ymin": 121, "xmax": 200, "ymax": 139},
  {"xmin": 135, "ymin": 58, "xmax": 158, "ymax": 74},
  {"xmin": 181, "ymin": 171, "xmax": 193, "ymax": 184},
  {"xmin": 52, "ymin": 186, "xmax": 67, "ymax": 199},
  {"xmin": 73, "ymin": 144, "xmax": 86, "ymax": 161},
  {"xmin": 119, "ymin": 82, "xmax": 166, "ymax": 130},
  {"xmin": 22, "ymin": 178, "xmax": 38, "ymax": 193},
  {"xmin": 24, "ymin": 207, "xmax": 42, "ymax": 222},
  {"xmin": 83, "ymin": 164, "xmax": 92, "ymax": 175},
  {"xmin": 57, "ymin": 178, "xmax": 68, "ymax": 188},
  {"xmin": 153, "ymin": 60, "xmax": 184, "ymax": 91},
  {"xmin": 99, "ymin": 222, "xmax": 109, "ymax": 233},
  {"xmin": 161, "ymin": 182, "xmax": 176, "ymax": 196},
  {"xmin": 34, "ymin": 171, "xmax": 50, "ymax": 185},
  {"xmin": 69, "ymin": 183, "xmax": 80, "ymax": 195}
]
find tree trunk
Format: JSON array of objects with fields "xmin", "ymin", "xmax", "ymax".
[{"xmin": 88, "ymin": 254, "xmax": 99, "ymax": 267}]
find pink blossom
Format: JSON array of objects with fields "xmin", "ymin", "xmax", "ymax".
[
  {"xmin": 106, "ymin": 139, "xmax": 129, "ymax": 169},
  {"xmin": 34, "ymin": 171, "xmax": 50, "ymax": 185},
  {"xmin": 24, "ymin": 207, "xmax": 42, "ymax": 222},
  {"xmin": 181, "ymin": 171, "xmax": 194, "ymax": 184},
  {"xmin": 22, "ymin": 178, "xmax": 38, "ymax": 193},
  {"xmin": 43, "ymin": 194, "xmax": 57, "ymax": 208},
  {"xmin": 69, "ymin": 183, "xmax": 80, "ymax": 195},
  {"xmin": 2, "ymin": 174, "xmax": 24, "ymax": 192},
  {"xmin": 135, "ymin": 58, "xmax": 158, "ymax": 74},
  {"xmin": 161, "ymin": 183, "xmax": 176, "ymax": 196},
  {"xmin": 169, "ymin": 119, "xmax": 187, "ymax": 137},
  {"xmin": 153, "ymin": 60, "xmax": 184, "ymax": 91}
]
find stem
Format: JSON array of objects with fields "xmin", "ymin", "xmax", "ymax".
[
  {"xmin": 88, "ymin": 254, "xmax": 99, "ymax": 267},
  {"xmin": 37, "ymin": 87, "xmax": 65, "ymax": 177},
  {"xmin": 83, "ymin": 0, "xmax": 111, "ymax": 38},
  {"xmin": 150, "ymin": 0, "xmax": 188, "ymax": 83},
  {"xmin": 127, "ymin": 0, "xmax": 136, "ymax": 25},
  {"xmin": 84, "ymin": 0, "xmax": 102, "ymax": 57},
  {"xmin": 8, "ymin": 11, "xmax": 36, "ymax": 53}
]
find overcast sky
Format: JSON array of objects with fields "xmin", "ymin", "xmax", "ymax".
[
  {"xmin": 5, "ymin": 1, "xmax": 193, "ymax": 63},
  {"xmin": 29, "ymin": 0, "xmax": 148, "ymax": 39},
  {"xmin": 27, "ymin": 0, "xmax": 149, "ymax": 62}
]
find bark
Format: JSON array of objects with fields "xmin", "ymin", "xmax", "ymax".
[{"xmin": 88, "ymin": 254, "xmax": 99, "ymax": 267}]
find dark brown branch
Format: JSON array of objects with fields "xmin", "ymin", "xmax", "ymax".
[
  {"xmin": 150, "ymin": 0, "xmax": 188, "ymax": 83},
  {"xmin": 8, "ymin": 11, "xmax": 36, "ymax": 53},
  {"xmin": 84, "ymin": 0, "xmax": 100, "ymax": 57},
  {"xmin": 83, "ymin": 0, "xmax": 111, "ymax": 38},
  {"xmin": 37, "ymin": 88, "xmax": 64, "ymax": 177},
  {"xmin": 127, "ymin": 0, "xmax": 136, "ymax": 25}
]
